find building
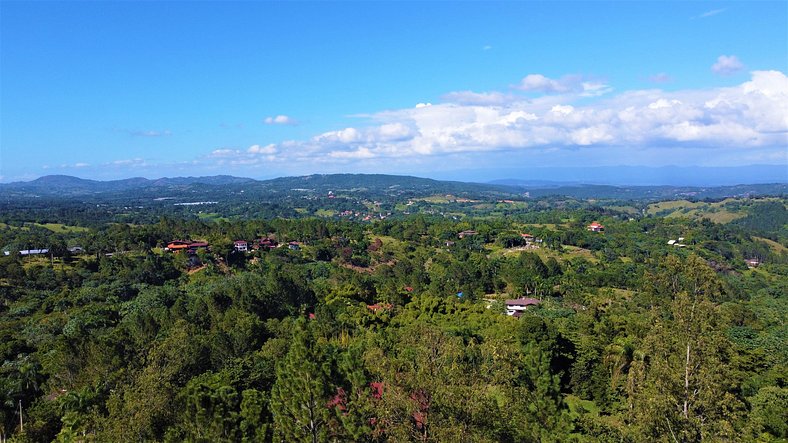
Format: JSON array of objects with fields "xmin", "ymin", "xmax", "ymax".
[
  {"xmin": 8, "ymin": 249, "xmax": 50, "ymax": 256},
  {"xmin": 255, "ymin": 237, "xmax": 278, "ymax": 250},
  {"xmin": 458, "ymin": 230, "xmax": 478, "ymax": 239},
  {"xmin": 745, "ymin": 258, "xmax": 761, "ymax": 268},
  {"xmin": 166, "ymin": 240, "xmax": 209, "ymax": 253},
  {"xmin": 288, "ymin": 241, "xmax": 301, "ymax": 251},
  {"xmin": 234, "ymin": 240, "xmax": 248, "ymax": 252},
  {"xmin": 166, "ymin": 240, "xmax": 191, "ymax": 251},
  {"xmin": 187, "ymin": 242, "xmax": 209, "ymax": 253},
  {"xmin": 587, "ymin": 222, "xmax": 605, "ymax": 232},
  {"xmin": 505, "ymin": 297, "xmax": 542, "ymax": 317}
]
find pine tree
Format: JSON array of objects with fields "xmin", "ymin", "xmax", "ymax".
[{"xmin": 270, "ymin": 326, "xmax": 332, "ymax": 443}]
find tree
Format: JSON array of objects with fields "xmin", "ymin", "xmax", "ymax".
[
  {"xmin": 629, "ymin": 256, "xmax": 743, "ymax": 441},
  {"xmin": 270, "ymin": 324, "xmax": 332, "ymax": 443}
]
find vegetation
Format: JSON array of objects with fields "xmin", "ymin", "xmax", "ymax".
[{"xmin": 0, "ymin": 175, "xmax": 786, "ymax": 441}]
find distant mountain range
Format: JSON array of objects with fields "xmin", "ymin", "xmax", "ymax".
[
  {"xmin": 0, "ymin": 174, "xmax": 256, "ymax": 196},
  {"xmin": 439, "ymin": 164, "xmax": 788, "ymax": 186},
  {"xmin": 1, "ymin": 173, "xmax": 786, "ymax": 201}
]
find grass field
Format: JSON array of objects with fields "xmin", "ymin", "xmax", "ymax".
[
  {"xmin": 753, "ymin": 236, "xmax": 788, "ymax": 254},
  {"xmin": 415, "ymin": 195, "xmax": 454, "ymax": 204},
  {"xmin": 315, "ymin": 209, "xmax": 337, "ymax": 217},
  {"xmin": 646, "ymin": 198, "xmax": 746, "ymax": 223},
  {"xmin": 487, "ymin": 243, "xmax": 598, "ymax": 264},
  {"xmin": 33, "ymin": 223, "xmax": 91, "ymax": 233},
  {"xmin": 1, "ymin": 222, "xmax": 90, "ymax": 233},
  {"xmin": 197, "ymin": 213, "xmax": 229, "ymax": 222}
]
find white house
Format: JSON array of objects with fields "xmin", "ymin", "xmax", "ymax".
[{"xmin": 505, "ymin": 297, "xmax": 542, "ymax": 317}]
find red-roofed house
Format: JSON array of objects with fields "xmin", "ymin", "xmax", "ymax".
[
  {"xmin": 187, "ymin": 241, "xmax": 209, "ymax": 252},
  {"xmin": 587, "ymin": 222, "xmax": 605, "ymax": 232},
  {"xmin": 255, "ymin": 237, "xmax": 278, "ymax": 250},
  {"xmin": 234, "ymin": 240, "xmax": 248, "ymax": 252},
  {"xmin": 505, "ymin": 297, "xmax": 542, "ymax": 317},
  {"xmin": 166, "ymin": 240, "xmax": 191, "ymax": 251}
]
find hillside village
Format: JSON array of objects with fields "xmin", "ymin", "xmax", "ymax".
[{"xmin": 0, "ymin": 176, "xmax": 786, "ymax": 441}]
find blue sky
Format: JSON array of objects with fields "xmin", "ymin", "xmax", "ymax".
[{"xmin": 1, "ymin": 1, "xmax": 787, "ymax": 182}]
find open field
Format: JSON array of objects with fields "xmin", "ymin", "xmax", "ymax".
[
  {"xmin": 753, "ymin": 236, "xmax": 788, "ymax": 254},
  {"xmin": 646, "ymin": 198, "xmax": 746, "ymax": 223}
]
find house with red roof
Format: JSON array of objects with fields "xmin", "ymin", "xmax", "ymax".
[
  {"xmin": 505, "ymin": 297, "xmax": 542, "ymax": 317},
  {"xmin": 166, "ymin": 240, "xmax": 209, "ymax": 253},
  {"xmin": 587, "ymin": 222, "xmax": 605, "ymax": 232}
]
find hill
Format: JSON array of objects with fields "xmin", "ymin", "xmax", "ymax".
[{"xmin": 2, "ymin": 173, "xmax": 786, "ymax": 201}]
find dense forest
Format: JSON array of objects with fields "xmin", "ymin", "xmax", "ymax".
[{"xmin": 0, "ymin": 177, "xmax": 786, "ymax": 442}]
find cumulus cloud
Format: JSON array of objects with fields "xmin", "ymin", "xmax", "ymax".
[
  {"xmin": 712, "ymin": 55, "xmax": 745, "ymax": 75},
  {"xmin": 206, "ymin": 144, "xmax": 282, "ymax": 166},
  {"xmin": 514, "ymin": 74, "xmax": 611, "ymax": 96},
  {"xmin": 441, "ymin": 90, "xmax": 518, "ymax": 106},
  {"xmin": 109, "ymin": 158, "xmax": 146, "ymax": 166},
  {"xmin": 264, "ymin": 115, "xmax": 297, "ymax": 125},
  {"xmin": 247, "ymin": 144, "xmax": 277, "ymax": 154},
  {"xmin": 205, "ymin": 70, "xmax": 788, "ymax": 167},
  {"xmin": 58, "ymin": 162, "xmax": 91, "ymax": 169}
]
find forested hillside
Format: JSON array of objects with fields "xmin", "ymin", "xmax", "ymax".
[{"xmin": 1, "ymin": 200, "xmax": 786, "ymax": 441}]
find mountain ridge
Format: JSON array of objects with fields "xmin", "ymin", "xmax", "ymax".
[{"xmin": 1, "ymin": 173, "xmax": 786, "ymax": 201}]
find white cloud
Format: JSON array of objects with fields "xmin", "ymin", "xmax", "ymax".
[
  {"xmin": 74, "ymin": 162, "xmax": 90, "ymax": 168},
  {"xmin": 210, "ymin": 148, "xmax": 239, "ymax": 158},
  {"xmin": 712, "ymin": 55, "xmax": 745, "ymax": 75},
  {"xmin": 441, "ymin": 90, "xmax": 516, "ymax": 106},
  {"xmin": 699, "ymin": 8, "xmax": 726, "ymax": 18},
  {"xmin": 514, "ymin": 74, "xmax": 611, "ymax": 96},
  {"xmin": 516, "ymin": 74, "xmax": 574, "ymax": 93},
  {"xmin": 264, "ymin": 115, "xmax": 297, "ymax": 125},
  {"xmin": 247, "ymin": 144, "xmax": 277, "ymax": 154},
  {"xmin": 108, "ymin": 158, "xmax": 147, "ymax": 167},
  {"xmin": 201, "ymin": 70, "xmax": 788, "ymax": 168},
  {"xmin": 550, "ymin": 105, "xmax": 574, "ymax": 115},
  {"xmin": 328, "ymin": 147, "xmax": 376, "ymax": 159}
]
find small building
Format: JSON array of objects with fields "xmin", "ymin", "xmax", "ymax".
[
  {"xmin": 288, "ymin": 241, "xmax": 301, "ymax": 251},
  {"xmin": 458, "ymin": 230, "xmax": 478, "ymax": 239},
  {"xmin": 667, "ymin": 240, "xmax": 677, "ymax": 245},
  {"xmin": 745, "ymin": 258, "xmax": 761, "ymax": 268},
  {"xmin": 587, "ymin": 222, "xmax": 605, "ymax": 232},
  {"xmin": 185, "ymin": 242, "xmax": 209, "ymax": 253},
  {"xmin": 505, "ymin": 297, "xmax": 542, "ymax": 317},
  {"xmin": 234, "ymin": 240, "xmax": 248, "ymax": 252},
  {"xmin": 166, "ymin": 240, "xmax": 191, "ymax": 251},
  {"xmin": 255, "ymin": 237, "xmax": 278, "ymax": 249},
  {"xmin": 521, "ymin": 233, "xmax": 535, "ymax": 245},
  {"xmin": 68, "ymin": 246, "xmax": 85, "ymax": 254},
  {"xmin": 18, "ymin": 249, "xmax": 49, "ymax": 256}
]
